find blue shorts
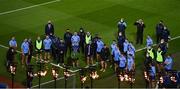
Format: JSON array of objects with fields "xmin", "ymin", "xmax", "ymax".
[{"xmin": 149, "ymin": 76, "xmax": 155, "ymax": 80}]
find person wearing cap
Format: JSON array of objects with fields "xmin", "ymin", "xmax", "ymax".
[
  {"xmin": 64, "ymin": 29, "xmax": 72, "ymax": 57},
  {"xmin": 35, "ymin": 36, "xmax": 43, "ymax": 61},
  {"xmin": 71, "ymin": 32, "xmax": 80, "ymax": 53},
  {"xmin": 85, "ymin": 41, "xmax": 93, "ymax": 66},
  {"xmin": 146, "ymin": 35, "xmax": 153, "ymax": 47},
  {"xmin": 57, "ymin": 38, "xmax": 66, "ymax": 66},
  {"xmin": 78, "ymin": 27, "xmax": 86, "ymax": 53},
  {"xmin": 9, "ymin": 36, "xmax": 17, "ymax": 49},
  {"xmin": 161, "ymin": 26, "xmax": 170, "ymax": 42},
  {"xmin": 156, "ymin": 20, "xmax": 164, "ymax": 43},
  {"xmin": 96, "ymin": 38, "xmax": 104, "ymax": 63},
  {"xmin": 117, "ymin": 18, "xmax": 127, "ymax": 37},
  {"xmin": 43, "ymin": 36, "xmax": 52, "ymax": 62},
  {"xmin": 100, "ymin": 44, "xmax": 110, "ymax": 72},
  {"xmin": 134, "ymin": 19, "xmax": 146, "ymax": 45},
  {"xmin": 117, "ymin": 32, "xmax": 125, "ymax": 52},
  {"xmin": 21, "ymin": 38, "xmax": 29, "ymax": 65},
  {"xmin": 164, "ymin": 54, "xmax": 173, "ymax": 71},
  {"xmin": 45, "ymin": 20, "xmax": 54, "ymax": 36}
]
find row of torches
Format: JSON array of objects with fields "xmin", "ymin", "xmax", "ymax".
[{"xmin": 144, "ymin": 71, "xmax": 177, "ymax": 84}]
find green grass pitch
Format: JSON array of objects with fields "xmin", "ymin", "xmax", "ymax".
[{"xmin": 0, "ymin": 0, "xmax": 180, "ymax": 88}]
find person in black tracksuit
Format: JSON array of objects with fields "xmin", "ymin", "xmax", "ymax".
[
  {"xmin": 134, "ymin": 19, "xmax": 146, "ymax": 45},
  {"xmin": 27, "ymin": 65, "xmax": 35, "ymax": 88},
  {"xmin": 100, "ymin": 44, "xmax": 110, "ymax": 72},
  {"xmin": 64, "ymin": 29, "xmax": 72, "ymax": 57},
  {"xmin": 45, "ymin": 20, "xmax": 54, "ymax": 36},
  {"xmin": 161, "ymin": 26, "xmax": 170, "ymax": 42},
  {"xmin": 117, "ymin": 32, "xmax": 125, "ymax": 52},
  {"xmin": 6, "ymin": 47, "xmax": 16, "ymax": 69},
  {"xmin": 85, "ymin": 41, "xmax": 94, "ymax": 66},
  {"xmin": 57, "ymin": 39, "xmax": 66, "ymax": 66},
  {"xmin": 92, "ymin": 34, "xmax": 99, "ymax": 60},
  {"xmin": 78, "ymin": 27, "xmax": 86, "ymax": 53},
  {"xmin": 27, "ymin": 39, "xmax": 33, "ymax": 65},
  {"xmin": 158, "ymin": 39, "xmax": 168, "ymax": 55},
  {"xmin": 156, "ymin": 20, "xmax": 164, "ymax": 43}
]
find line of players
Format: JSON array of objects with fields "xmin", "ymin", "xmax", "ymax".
[{"xmin": 6, "ymin": 19, "xmax": 173, "ymax": 87}]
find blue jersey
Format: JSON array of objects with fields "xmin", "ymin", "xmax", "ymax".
[
  {"xmin": 9, "ymin": 39, "xmax": 17, "ymax": 47},
  {"xmin": 127, "ymin": 48, "xmax": 135, "ymax": 57},
  {"xmin": 146, "ymin": 37, "xmax": 153, "ymax": 47},
  {"xmin": 111, "ymin": 43, "xmax": 117, "ymax": 55},
  {"xmin": 123, "ymin": 41, "xmax": 129, "ymax": 53},
  {"xmin": 113, "ymin": 48, "xmax": 121, "ymax": 61},
  {"xmin": 43, "ymin": 38, "xmax": 52, "ymax": 50},
  {"xmin": 164, "ymin": 57, "xmax": 173, "ymax": 70},
  {"xmin": 128, "ymin": 43, "xmax": 135, "ymax": 52},
  {"xmin": 21, "ymin": 41, "xmax": 29, "ymax": 54},
  {"xmin": 127, "ymin": 56, "xmax": 134, "ymax": 71},
  {"xmin": 119, "ymin": 55, "xmax": 126, "ymax": 68},
  {"xmin": 149, "ymin": 66, "xmax": 156, "ymax": 77},
  {"xmin": 71, "ymin": 35, "xmax": 80, "ymax": 46},
  {"xmin": 96, "ymin": 40, "xmax": 104, "ymax": 52}
]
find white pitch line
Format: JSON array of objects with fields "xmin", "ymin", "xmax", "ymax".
[
  {"xmin": 0, "ymin": 0, "xmax": 61, "ymax": 16},
  {"xmin": 32, "ymin": 74, "xmax": 75, "ymax": 88}
]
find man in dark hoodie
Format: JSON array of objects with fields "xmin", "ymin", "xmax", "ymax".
[
  {"xmin": 6, "ymin": 47, "xmax": 16, "ymax": 69},
  {"xmin": 45, "ymin": 20, "xmax": 54, "ymax": 36},
  {"xmin": 78, "ymin": 27, "xmax": 86, "ymax": 53},
  {"xmin": 156, "ymin": 20, "xmax": 164, "ymax": 43},
  {"xmin": 64, "ymin": 29, "xmax": 72, "ymax": 57}
]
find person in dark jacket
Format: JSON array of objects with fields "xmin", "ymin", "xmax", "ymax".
[
  {"xmin": 27, "ymin": 65, "xmax": 36, "ymax": 88},
  {"xmin": 100, "ymin": 44, "xmax": 110, "ymax": 72},
  {"xmin": 78, "ymin": 27, "xmax": 86, "ymax": 53},
  {"xmin": 85, "ymin": 41, "xmax": 94, "ymax": 66},
  {"xmin": 92, "ymin": 34, "xmax": 99, "ymax": 60},
  {"xmin": 57, "ymin": 39, "xmax": 66, "ymax": 66},
  {"xmin": 64, "ymin": 29, "xmax": 72, "ymax": 57},
  {"xmin": 134, "ymin": 19, "xmax": 146, "ymax": 44},
  {"xmin": 117, "ymin": 32, "xmax": 125, "ymax": 52},
  {"xmin": 45, "ymin": 20, "xmax": 54, "ymax": 36},
  {"xmin": 158, "ymin": 39, "xmax": 168, "ymax": 55},
  {"xmin": 161, "ymin": 26, "xmax": 170, "ymax": 42},
  {"xmin": 27, "ymin": 39, "xmax": 33, "ymax": 65},
  {"xmin": 117, "ymin": 18, "xmax": 127, "ymax": 37},
  {"xmin": 156, "ymin": 20, "xmax": 164, "ymax": 43},
  {"xmin": 6, "ymin": 47, "xmax": 16, "ymax": 69}
]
